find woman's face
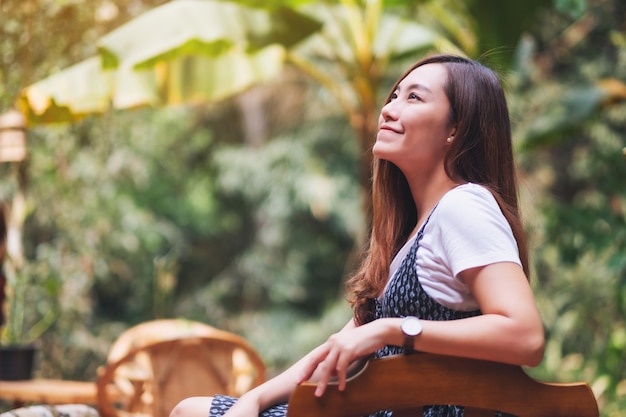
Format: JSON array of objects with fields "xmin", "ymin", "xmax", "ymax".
[{"xmin": 373, "ymin": 63, "xmax": 454, "ymax": 174}]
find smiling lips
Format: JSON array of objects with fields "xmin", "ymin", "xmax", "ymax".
[{"xmin": 379, "ymin": 124, "xmax": 401, "ymax": 133}]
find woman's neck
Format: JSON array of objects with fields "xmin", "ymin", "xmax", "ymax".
[{"xmin": 408, "ymin": 174, "xmax": 464, "ymax": 236}]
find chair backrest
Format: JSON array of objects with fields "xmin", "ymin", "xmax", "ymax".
[
  {"xmin": 97, "ymin": 324, "xmax": 266, "ymax": 417},
  {"xmin": 106, "ymin": 319, "xmax": 219, "ymax": 363},
  {"xmin": 287, "ymin": 353, "xmax": 599, "ymax": 417}
]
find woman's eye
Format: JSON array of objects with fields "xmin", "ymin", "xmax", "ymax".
[
  {"xmin": 409, "ymin": 92, "xmax": 420, "ymax": 100},
  {"xmin": 389, "ymin": 92, "xmax": 398, "ymax": 100}
]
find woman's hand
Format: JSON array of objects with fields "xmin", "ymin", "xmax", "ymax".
[{"xmin": 296, "ymin": 319, "xmax": 392, "ymax": 397}]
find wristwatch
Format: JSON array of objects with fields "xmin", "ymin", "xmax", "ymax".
[{"xmin": 401, "ymin": 316, "xmax": 423, "ymax": 351}]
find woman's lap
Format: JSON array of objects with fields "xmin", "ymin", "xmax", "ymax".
[
  {"xmin": 209, "ymin": 395, "xmax": 288, "ymax": 417},
  {"xmin": 208, "ymin": 396, "xmax": 491, "ymax": 417}
]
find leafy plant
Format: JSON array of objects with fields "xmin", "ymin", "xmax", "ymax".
[{"xmin": 1, "ymin": 257, "xmax": 58, "ymax": 346}]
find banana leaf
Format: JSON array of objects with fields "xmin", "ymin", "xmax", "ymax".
[{"xmin": 17, "ymin": 0, "xmax": 321, "ymax": 124}]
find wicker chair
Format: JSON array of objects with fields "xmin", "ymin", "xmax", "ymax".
[
  {"xmin": 287, "ymin": 353, "xmax": 599, "ymax": 417},
  {"xmin": 96, "ymin": 320, "xmax": 265, "ymax": 417}
]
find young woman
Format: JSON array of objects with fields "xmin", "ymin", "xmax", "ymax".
[{"xmin": 170, "ymin": 54, "xmax": 545, "ymax": 417}]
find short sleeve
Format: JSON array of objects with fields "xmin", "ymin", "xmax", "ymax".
[{"xmin": 435, "ymin": 184, "xmax": 521, "ymax": 277}]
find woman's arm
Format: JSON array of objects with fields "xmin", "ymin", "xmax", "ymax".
[
  {"xmin": 222, "ymin": 319, "xmax": 359, "ymax": 417},
  {"xmin": 415, "ymin": 261, "xmax": 545, "ymax": 366},
  {"xmin": 303, "ymin": 261, "xmax": 545, "ymax": 397}
]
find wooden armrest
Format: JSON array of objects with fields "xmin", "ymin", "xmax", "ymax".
[{"xmin": 287, "ymin": 353, "xmax": 599, "ymax": 417}]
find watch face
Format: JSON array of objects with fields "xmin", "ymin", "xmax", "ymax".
[{"xmin": 402, "ymin": 317, "xmax": 422, "ymax": 337}]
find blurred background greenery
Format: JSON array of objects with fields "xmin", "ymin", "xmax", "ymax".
[{"xmin": 0, "ymin": 0, "xmax": 624, "ymax": 415}]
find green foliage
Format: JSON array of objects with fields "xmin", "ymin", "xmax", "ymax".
[
  {"xmin": 0, "ymin": 0, "xmax": 168, "ymax": 112},
  {"xmin": 0, "ymin": 259, "xmax": 59, "ymax": 345},
  {"xmin": 467, "ymin": 0, "xmax": 553, "ymax": 64},
  {"xmin": 554, "ymin": 0, "xmax": 588, "ymax": 18},
  {"xmin": 234, "ymin": 297, "xmax": 353, "ymax": 372},
  {"xmin": 3, "ymin": 90, "xmax": 363, "ymax": 376},
  {"xmin": 196, "ymin": 116, "xmax": 361, "ymax": 314},
  {"xmin": 508, "ymin": 1, "xmax": 626, "ymax": 413}
]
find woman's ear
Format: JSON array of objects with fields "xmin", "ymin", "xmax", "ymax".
[{"xmin": 446, "ymin": 128, "xmax": 456, "ymax": 144}]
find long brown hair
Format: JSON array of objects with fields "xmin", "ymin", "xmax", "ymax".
[{"xmin": 346, "ymin": 54, "xmax": 529, "ymax": 325}]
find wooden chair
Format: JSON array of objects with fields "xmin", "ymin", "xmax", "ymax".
[
  {"xmin": 104, "ymin": 319, "xmax": 222, "ymax": 363},
  {"xmin": 287, "ymin": 353, "xmax": 599, "ymax": 417},
  {"xmin": 96, "ymin": 322, "xmax": 266, "ymax": 417}
]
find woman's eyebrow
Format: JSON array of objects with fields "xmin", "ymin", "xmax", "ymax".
[
  {"xmin": 404, "ymin": 83, "xmax": 432, "ymax": 93},
  {"xmin": 393, "ymin": 83, "xmax": 433, "ymax": 94}
]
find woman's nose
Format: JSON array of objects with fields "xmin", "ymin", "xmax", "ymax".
[{"xmin": 381, "ymin": 101, "xmax": 398, "ymax": 121}]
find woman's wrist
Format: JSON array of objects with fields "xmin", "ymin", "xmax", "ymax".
[{"xmin": 373, "ymin": 317, "xmax": 405, "ymax": 348}]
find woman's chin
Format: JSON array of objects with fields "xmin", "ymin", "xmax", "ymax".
[{"xmin": 372, "ymin": 142, "xmax": 395, "ymax": 159}]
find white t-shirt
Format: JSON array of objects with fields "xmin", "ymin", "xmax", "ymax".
[{"xmin": 386, "ymin": 183, "xmax": 521, "ymax": 311}]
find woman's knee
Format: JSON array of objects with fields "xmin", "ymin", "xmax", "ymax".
[{"xmin": 169, "ymin": 396, "xmax": 213, "ymax": 417}]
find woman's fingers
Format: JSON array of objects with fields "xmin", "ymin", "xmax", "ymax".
[
  {"xmin": 297, "ymin": 343, "xmax": 334, "ymax": 384},
  {"xmin": 313, "ymin": 343, "xmax": 356, "ymax": 395},
  {"xmin": 298, "ymin": 328, "xmax": 370, "ymax": 396},
  {"xmin": 314, "ymin": 349, "xmax": 339, "ymax": 397},
  {"xmin": 334, "ymin": 351, "xmax": 352, "ymax": 391}
]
